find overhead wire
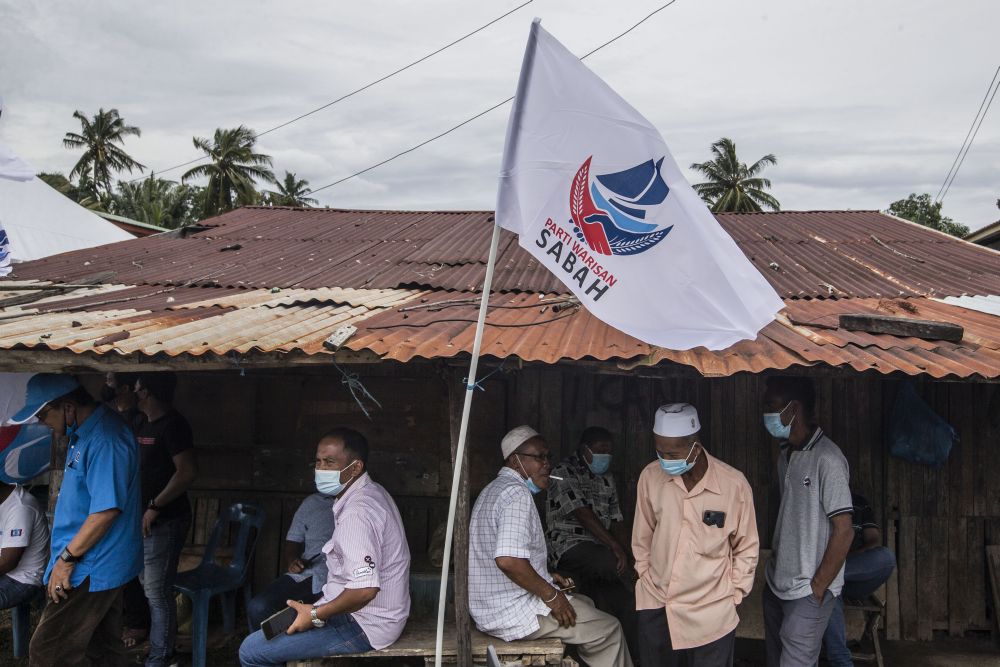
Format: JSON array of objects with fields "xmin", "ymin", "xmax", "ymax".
[
  {"xmin": 305, "ymin": 0, "xmax": 682, "ymax": 196},
  {"xmin": 129, "ymin": 0, "xmax": 534, "ymax": 182},
  {"xmin": 936, "ymin": 63, "xmax": 1000, "ymax": 203}
]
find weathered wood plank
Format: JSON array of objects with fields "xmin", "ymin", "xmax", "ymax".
[
  {"xmin": 838, "ymin": 313, "xmax": 964, "ymax": 343},
  {"xmin": 987, "ymin": 546, "xmax": 1000, "ymax": 637},
  {"xmin": 898, "ymin": 516, "xmax": 917, "ymax": 640}
]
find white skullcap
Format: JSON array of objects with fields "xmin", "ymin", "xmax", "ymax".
[
  {"xmin": 501, "ymin": 425, "xmax": 540, "ymax": 460},
  {"xmin": 653, "ymin": 403, "xmax": 701, "ymax": 437}
]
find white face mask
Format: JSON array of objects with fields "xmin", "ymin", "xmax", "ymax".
[{"xmin": 314, "ymin": 460, "xmax": 358, "ymax": 496}]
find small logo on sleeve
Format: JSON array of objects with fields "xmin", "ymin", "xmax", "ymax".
[
  {"xmin": 10, "ymin": 529, "xmax": 22, "ymax": 537},
  {"xmin": 352, "ymin": 556, "xmax": 376, "ymax": 579}
]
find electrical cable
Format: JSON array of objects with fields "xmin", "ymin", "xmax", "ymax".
[
  {"xmin": 130, "ymin": 1, "xmax": 534, "ymax": 182},
  {"xmin": 305, "ymin": 0, "xmax": 682, "ymax": 196},
  {"xmin": 935, "ymin": 63, "xmax": 1000, "ymax": 202},
  {"xmin": 939, "ymin": 67, "xmax": 1000, "ymax": 203}
]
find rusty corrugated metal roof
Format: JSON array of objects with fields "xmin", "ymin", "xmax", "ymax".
[{"xmin": 9, "ymin": 208, "xmax": 1000, "ymax": 299}]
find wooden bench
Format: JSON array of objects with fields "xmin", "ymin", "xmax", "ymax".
[{"xmin": 287, "ymin": 619, "xmax": 572, "ymax": 666}]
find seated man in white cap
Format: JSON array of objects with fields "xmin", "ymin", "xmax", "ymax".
[
  {"xmin": 633, "ymin": 404, "xmax": 759, "ymax": 667},
  {"xmin": 469, "ymin": 426, "xmax": 632, "ymax": 667}
]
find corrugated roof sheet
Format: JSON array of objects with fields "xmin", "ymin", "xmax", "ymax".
[
  {"xmin": 9, "ymin": 208, "xmax": 1000, "ymax": 298},
  {"xmin": 1, "ymin": 207, "xmax": 999, "ymax": 379}
]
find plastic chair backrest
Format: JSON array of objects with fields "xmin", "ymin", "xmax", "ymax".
[
  {"xmin": 486, "ymin": 645, "xmax": 502, "ymax": 667},
  {"xmin": 200, "ymin": 503, "xmax": 266, "ymax": 579}
]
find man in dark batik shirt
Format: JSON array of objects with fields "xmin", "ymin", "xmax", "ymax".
[{"xmin": 545, "ymin": 426, "xmax": 636, "ymax": 658}]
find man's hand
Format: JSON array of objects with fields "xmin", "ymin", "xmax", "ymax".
[
  {"xmin": 286, "ymin": 600, "xmax": 315, "ymax": 635},
  {"xmin": 810, "ymin": 579, "xmax": 826, "ymax": 602},
  {"xmin": 610, "ymin": 542, "xmax": 628, "ymax": 576},
  {"xmin": 142, "ymin": 509, "xmax": 159, "ymax": 538},
  {"xmin": 544, "ymin": 590, "xmax": 576, "ymax": 628},
  {"xmin": 48, "ymin": 560, "xmax": 74, "ymax": 603},
  {"xmin": 551, "ymin": 572, "xmax": 575, "ymax": 591},
  {"xmin": 288, "ymin": 558, "xmax": 307, "ymax": 575}
]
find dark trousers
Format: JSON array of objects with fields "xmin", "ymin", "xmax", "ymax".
[
  {"xmin": 637, "ymin": 608, "xmax": 735, "ymax": 667},
  {"xmin": 29, "ymin": 578, "xmax": 128, "ymax": 667},
  {"xmin": 123, "ymin": 576, "xmax": 150, "ymax": 630},
  {"xmin": 557, "ymin": 541, "xmax": 638, "ymax": 660},
  {"xmin": 247, "ymin": 574, "xmax": 319, "ymax": 630}
]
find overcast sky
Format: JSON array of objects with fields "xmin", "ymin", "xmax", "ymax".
[{"xmin": 2, "ymin": 0, "xmax": 997, "ymax": 230}]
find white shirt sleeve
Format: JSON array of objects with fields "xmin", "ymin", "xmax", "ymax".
[{"xmin": 0, "ymin": 503, "xmax": 35, "ymax": 549}]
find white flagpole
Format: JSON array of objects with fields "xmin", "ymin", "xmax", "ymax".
[{"xmin": 434, "ymin": 19, "xmax": 541, "ymax": 667}]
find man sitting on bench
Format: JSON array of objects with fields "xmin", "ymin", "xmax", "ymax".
[
  {"xmin": 0, "ymin": 482, "xmax": 48, "ymax": 610},
  {"xmin": 469, "ymin": 426, "xmax": 632, "ymax": 667},
  {"xmin": 239, "ymin": 428, "xmax": 411, "ymax": 667}
]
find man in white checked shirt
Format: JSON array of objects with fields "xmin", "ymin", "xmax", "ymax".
[{"xmin": 469, "ymin": 426, "xmax": 632, "ymax": 667}]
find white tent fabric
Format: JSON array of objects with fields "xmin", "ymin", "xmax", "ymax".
[{"xmin": 0, "ymin": 176, "xmax": 133, "ymax": 262}]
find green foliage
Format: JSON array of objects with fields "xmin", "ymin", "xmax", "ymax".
[
  {"xmin": 887, "ymin": 193, "xmax": 969, "ymax": 237},
  {"xmin": 62, "ymin": 108, "xmax": 145, "ymax": 198},
  {"xmin": 182, "ymin": 126, "xmax": 274, "ymax": 217},
  {"xmin": 110, "ymin": 176, "xmax": 201, "ymax": 229},
  {"xmin": 36, "ymin": 171, "xmax": 105, "ymax": 211},
  {"xmin": 690, "ymin": 137, "xmax": 780, "ymax": 213},
  {"xmin": 263, "ymin": 171, "xmax": 318, "ymax": 207}
]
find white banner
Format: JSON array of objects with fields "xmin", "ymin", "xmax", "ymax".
[{"xmin": 496, "ymin": 21, "xmax": 783, "ymax": 351}]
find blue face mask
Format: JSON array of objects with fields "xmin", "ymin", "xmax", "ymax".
[
  {"xmin": 586, "ymin": 447, "xmax": 612, "ymax": 475},
  {"xmin": 314, "ymin": 460, "xmax": 357, "ymax": 496},
  {"xmin": 763, "ymin": 402, "xmax": 794, "ymax": 439},
  {"xmin": 657, "ymin": 442, "xmax": 699, "ymax": 476},
  {"xmin": 515, "ymin": 455, "xmax": 544, "ymax": 495}
]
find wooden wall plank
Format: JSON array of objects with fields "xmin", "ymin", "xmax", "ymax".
[{"xmin": 899, "ymin": 515, "xmax": 918, "ymax": 640}]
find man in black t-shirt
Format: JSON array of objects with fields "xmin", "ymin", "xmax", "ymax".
[{"xmin": 134, "ymin": 373, "xmax": 198, "ymax": 667}]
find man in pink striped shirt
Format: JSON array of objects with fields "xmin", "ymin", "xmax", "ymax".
[{"xmin": 239, "ymin": 428, "xmax": 411, "ymax": 667}]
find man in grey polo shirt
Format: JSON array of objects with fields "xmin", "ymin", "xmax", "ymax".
[{"xmin": 761, "ymin": 377, "xmax": 854, "ymax": 667}]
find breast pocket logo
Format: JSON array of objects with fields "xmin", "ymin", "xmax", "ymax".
[{"xmin": 802, "ymin": 476, "xmax": 811, "ymax": 487}]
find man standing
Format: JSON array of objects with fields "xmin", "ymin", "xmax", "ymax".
[
  {"xmin": 247, "ymin": 471, "xmax": 336, "ymax": 628},
  {"xmin": 134, "ymin": 372, "xmax": 198, "ymax": 667},
  {"xmin": 633, "ymin": 403, "xmax": 759, "ymax": 666},
  {"xmin": 762, "ymin": 376, "xmax": 855, "ymax": 667},
  {"xmin": 239, "ymin": 428, "xmax": 410, "ymax": 666},
  {"xmin": 15, "ymin": 374, "xmax": 142, "ymax": 667},
  {"xmin": 822, "ymin": 493, "xmax": 897, "ymax": 667},
  {"xmin": 0, "ymin": 482, "xmax": 49, "ymax": 609},
  {"xmin": 546, "ymin": 426, "xmax": 636, "ymax": 656},
  {"xmin": 469, "ymin": 425, "xmax": 631, "ymax": 667}
]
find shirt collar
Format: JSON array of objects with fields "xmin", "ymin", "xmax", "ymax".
[
  {"xmin": 667, "ymin": 451, "xmax": 721, "ymax": 496},
  {"xmin": 334, "ymin": 471, "xmax": 371, "ymax": 511},
  {"xmin": 73, "ymin": 404, "xmax": 109, "ymax": 442},
  {"xmin": 498, "ymin": 467, "xmax": 522, "ymax": 483},
  {"xmin": 780, "ymin": 427, "xmax": 824, "ymax": 453}
]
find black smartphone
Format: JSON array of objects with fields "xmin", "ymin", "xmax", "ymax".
[
  {"xmin": 261, "ymin": 606, "xmax": 297, "ymax": 640},
  {"xmin": 703, "ymin": 510, "xmax": 726, "ymax": 528}
]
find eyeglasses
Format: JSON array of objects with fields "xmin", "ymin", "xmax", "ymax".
[{"xmin": 517, "ymin": 452, "xmax": 553, "ymax": 463}]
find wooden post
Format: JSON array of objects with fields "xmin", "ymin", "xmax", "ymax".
[
  {"xmin": 47, "ymin": 434, "xmax": 70, "ymax": 519},
  {"xmin": 447, "ymin": 368, "xmax": 473, "ymax": 667}
]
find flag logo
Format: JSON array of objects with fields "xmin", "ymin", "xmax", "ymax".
[{"xmin": 570, "ymin": 156, "xmax": 672, "ymax": 256}]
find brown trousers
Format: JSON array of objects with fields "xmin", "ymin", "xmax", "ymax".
[{"xmin": 29, "ymin": 578, "xmax": 128, "ymax": 667}]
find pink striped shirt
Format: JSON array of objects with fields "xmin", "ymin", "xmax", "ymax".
[{"xmin": 318, "ymin": 473, "xmax": 411, "ymax": 649}]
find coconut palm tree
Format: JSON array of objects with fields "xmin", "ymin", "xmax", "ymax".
[
  {"xmin": 111, "ymin": 175, "xmax": 199, "ymax": 229},
  {"xmin": 263, "ymin": 171, "xmax": 318, "ymax": 207},
  {"xmin": 690, "ymin": 137, "xmax": 780, "ymax": 213},
  {"xmin": 62, "ymin": 108, "xmax": 145, "ymax": 199},
  {"xmin": 181, "ymin": 126, "xmax": 274, "ymax": 217}
]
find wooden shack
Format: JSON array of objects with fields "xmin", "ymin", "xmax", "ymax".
[{"xmin": 1, "ymin": 206, "xmax": 998, "ymax": 654}]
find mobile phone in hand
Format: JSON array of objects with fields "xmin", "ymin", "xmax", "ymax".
[{"xmin": 261, "ymin": 606, "xmax": 298, "ymax": 640}]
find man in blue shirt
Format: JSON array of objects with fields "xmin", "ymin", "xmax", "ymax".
[{"xmin": 11, "ymin": 374, "xmax": 142, "ymax": 667}]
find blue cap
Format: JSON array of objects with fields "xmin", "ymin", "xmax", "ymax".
[{"xmin": 9, "ymin": 374, "xmax": 81, "ymax": 424}]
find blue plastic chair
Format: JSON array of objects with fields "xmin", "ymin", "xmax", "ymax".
[
  {"xmin": 10, "ymin": 587, "xmax": 44, "ymax": 658},
  {"xmin": 174, "ymin": 502, "xmax": 265, "ymax": 667}
]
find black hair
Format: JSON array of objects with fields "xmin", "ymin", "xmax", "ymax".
[
  {"xmin": 320, "ymin": 427, "xmax": 370, "ymax": 466},
  {"xmin": 56, "ymin": 385, "xmax": 96, "ymax": 408},
  {"xmin": 136, "ymin": 372, "xmax": 177, "ymax": 404},
  {"xmin": 766, "ymin": 376, "xmax": 817, "ymax": 424},
  {"xmin": 579, "ymin": 426, "xmax": 613, "ymax": 448}
]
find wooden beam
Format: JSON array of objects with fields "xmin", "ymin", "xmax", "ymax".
[
  {"xmin": 839, "ymin": 313, "xmax": 964, "ymax": 343},
  {"xmin": 447, "ymin": 367, "xmax": 473, "ymax": 667}
]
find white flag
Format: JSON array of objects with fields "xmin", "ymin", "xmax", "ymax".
[{"xmin": 496, "ymin": 21, "xmax": 783, "ymax": 350}]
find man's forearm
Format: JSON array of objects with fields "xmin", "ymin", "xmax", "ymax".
[
  {"xmin": 572, "ymin": 507, "xmax": 620, "ymax": 550},
  {"xmin": 65, "ymin": 509, "xmax": 121, "ymax": 557},
  {"xmin": 496, "ymin": 557, "xmax": 558, "ymax": 600},
  {"xmin": 153, "ymin": 470, "xmax": 196, "ymax": 508},
  {"xmin": 812, "ymin": 517, "xmax": 854, "ymax": 594},
  {"xmin": 315, "ymin": 587, "xmax": 378, "ymax": 620},
  {"xmin": 284, "ymin": 541, "xmax": 305, "ymax": 567}
]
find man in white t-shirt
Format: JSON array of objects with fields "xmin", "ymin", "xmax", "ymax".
[{"xmin": 0, "ymin": 483, "xmax": 49, "ymax": 608}]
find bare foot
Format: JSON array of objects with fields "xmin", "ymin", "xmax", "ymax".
[{"xmin": 122, "ymin": 627, "xmax": 147, "ymax": 649}]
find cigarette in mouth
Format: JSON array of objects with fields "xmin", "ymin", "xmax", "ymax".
[{"xmin": 548, "ymin": 475, "xmax": 563, "ymax": 480}]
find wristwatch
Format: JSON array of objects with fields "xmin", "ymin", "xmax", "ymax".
[
  {"xmin": 310, "ymin": 606, "xmax": 326, "ymax": 628},
  {"xmin": 59, "ymin": 547, "xmax": 82, "ymax": 564}
]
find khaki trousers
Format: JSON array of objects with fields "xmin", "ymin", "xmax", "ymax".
[{"xmin": 527, "ymin": 594, "xmax": 633, "ymax": 667}]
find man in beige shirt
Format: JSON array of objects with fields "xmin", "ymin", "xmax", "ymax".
[{"xmin": 633, "ymin": 403, "xmax": 759, "ymax": 667}]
